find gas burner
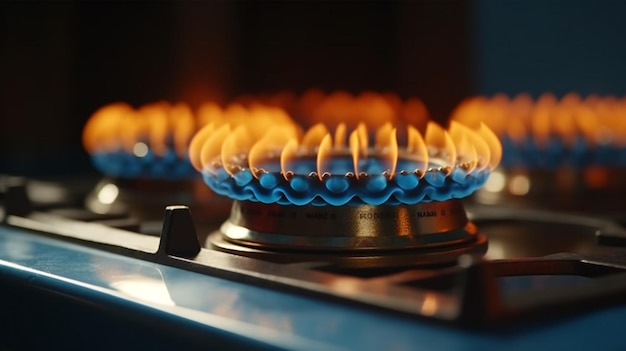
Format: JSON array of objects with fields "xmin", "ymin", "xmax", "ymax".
[
  {"xmin": 452, "ymin": 93, "xmax": 626, "ymax": 202},
  {"xmin": 209, "ymin": 199, "xmax": 487, "ymax": 268},
  {"xmin": 82, "ymin": 102, "xmax": 199, "ymax": 179},
  {"xmin": 190, "ymin": 92, "xmax": 502, "ymax": 265},
  {"xmin": 451, "ymin": 92, "xmax": 626, "ymax": 171},
  {"xmin": 451, "ymin": 93, "xmax": 626, "ymax": 212},
  {"xmin": 81, "ymin": 101, "xmax": 241, "ymax": 231}
]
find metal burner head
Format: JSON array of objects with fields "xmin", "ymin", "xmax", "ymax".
[{"xmin": 210, "ymin": 199, "xmax": 487, "ymax": 268}]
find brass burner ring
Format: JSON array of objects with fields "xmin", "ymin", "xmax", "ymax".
[{"xmin": 221, "ymin": 199, "xmax": 479, "ymax": 251}]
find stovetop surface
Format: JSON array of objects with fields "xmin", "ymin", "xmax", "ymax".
[
  {"xmin": 2, "ymin": 176, "xmax": 626, "ymax": 350},
  {"xmin": 1, "ymin": 216, "xmax": 626, "ymax": 350}
]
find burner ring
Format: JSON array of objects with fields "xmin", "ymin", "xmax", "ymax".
[
  {"xmin": 209, "ymin": 199, "xmax": 487, "ymax": 267},
  {"xmin": 222, "ymin": 199, "xmax": 474, "ymax": 250}
]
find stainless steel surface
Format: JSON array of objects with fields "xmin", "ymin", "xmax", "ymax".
[
  {"xmin": 6, "ymin": 177, "xmax": 626, "ymax": 326},
  {"xmin": 6, "ymin": 204, "xmax": 626, "ymax": 326}
]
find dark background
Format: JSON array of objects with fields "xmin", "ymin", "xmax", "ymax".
[{"xmin": 1, "ymin": 0, "xmax": 626, "ymax": 177}]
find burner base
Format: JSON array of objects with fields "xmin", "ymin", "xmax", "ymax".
[
  {"xmin": 209, "ymin": 199, "xmax": 488, "ymax": 268},
  {"xmin": 208, "ymin": 231, "xmax": 487, "ymax": 268}
]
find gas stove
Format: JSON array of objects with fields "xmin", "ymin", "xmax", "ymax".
[
  {"xmin": 3, "ymin": 93, "xmax": 626, "ymax": 350},
  {"xmin": 3, "ymin": 155, "xmax": 626, "ymax": 348}
]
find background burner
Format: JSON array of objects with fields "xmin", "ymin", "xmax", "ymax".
[
  {"xmin": 451, "ymin": 93, "xmax": 626, "ymax": 170},
  {"xmin": 82, "ymin": 102, "xmax": 201, "ymax": 180},
  {"xmin": 81, "ymin": 101, "xmax": 233, "ymax": 233},
  {"xmin": 451, "ymin": 93, "xmax": 626, "ymax": 217}
]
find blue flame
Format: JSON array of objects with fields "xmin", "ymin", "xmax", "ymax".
[
  {"xmin": 90, "ymin": 148, "xmax": 197, "ymax": 179},
  {"xmin": 499, "ymin": 134, "xmax": 626, "ymax": 170},
  {"xmin": 202, "ymin": 157, "xmax": 490, "ymax": 206}
]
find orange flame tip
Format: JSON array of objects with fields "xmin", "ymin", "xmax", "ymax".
[
  {"xmin": 144, "ymin": 103, "xmax": 170, "ymax": 157},
  {"xmin": 477, "ymin": 123, "xmax": 502, "ymax": 170},
  {"xmin": 189, "ymin": 123, "xmax": 216, "ymax": 171},
  {"xmin": 249, "ymin": 126, "xmax": 298, "ymax": 177},
  {"xmin": 281, "ymin": 139, "xmax": 299, "ymax": 181},
  {"xmin": 334, "ymin": 123, "xmax": 347, "ymax": 148},
  {"xmin": 387, "ymin": 128, "xmax": 398, "ymax": 178},
  {"xmin": 171, "ymin": 103, "xmax": 195, "ymax": 158},
  {"xmin": 302, "ymin": 123, "xmax": 329, "ymax": 149},
  {"xmin": 221, "ymin": 126, "xmax": 252, "ymax": 176},
  {"xmin": 200, "ymin": 124, "xmax": 231, "ymax": 170},
  {"xmin": 425, "ymin": 121, "xmax": 457, "ymax": 168},
  {"xmin": 82, "ymin": 102, "xmax": 134, "ymax": 153},
  {"xmin": 407, "ymin": 125, "xmax": 429, "ymax": 174},
  {"xmin": 316, "ymin": 134, "xmax": 333, "ymax": 181},
  {"xmin": 449, "ymin": 121, "xmax": 484, "ymax": 173},
  {"xmin": 349, "ymin": 130, "xmax": 361, "ymax": 179},
  {"xmin": 356, "ymin": 123, "xmax": 369, "ymax": 157}
]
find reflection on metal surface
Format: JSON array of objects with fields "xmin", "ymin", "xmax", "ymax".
[
  {"xmin": 132, "ymin": 142, "xmax": 149, "ymax": 158},
  {"xmin": 91, "ymin": 254, "xmax": 301, "ymax": 334},
  {"xmin": 26, "ymin": 180, "xmax": 70, "ymax": 204},
  {"xmin": 110, "ymin": 276, "xmax": 175, "ymax": 306},
  {"xmin": 97, "ymin": 183, "xmax": 119, "ymax": 205},
  {"xmin": 421, "ymin": 293, "xmax": 439, "ymax": 316},
  {"xmin": 583, "ymin": 166, "xmax": 609, "ymax": 189},
  {"xmin": 86, "ymin": 180, "xmax": 120, "ymax": 214},
  {"xmin": 91, "ymin": 257, "xmax": 177, "ymax": 306},
  {"xmin": 484, "ymin": 240, "xmax": 507, "ymax": 260},
  {"xmin": 0, "ymin": 235, "xmax": 34, "ymax": 260},
  {"xmin": 327, "ymin": 278, "xmax": 362, "ymax": 295},
  {"xmin": 508, "ymin": 174, "xmax": 531, "ymax": 196},
  {"xmin": 482, "ymin": 171, "xmax": 506, "ymax": 193},
  {"xmin": 93, "ymin": 257, "xmax": 175, "ymax": 306}
]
